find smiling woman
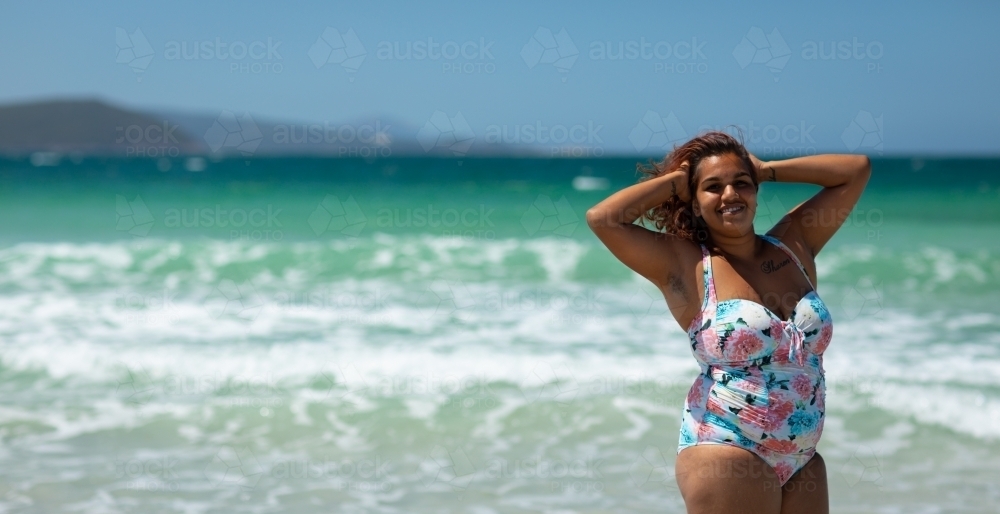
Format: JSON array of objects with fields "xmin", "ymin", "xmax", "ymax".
[
  {"xmin": 633, "ymin": 132, "xmax": 761, "ymax": 244},
  {"xmin": 585, "ymin": 131, "xmax": 870, "ymax": 514}
]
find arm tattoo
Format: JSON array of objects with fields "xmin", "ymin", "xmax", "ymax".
[{"xmin": 767, "ymin": 166, "xmax": 776, "ymax": 182}]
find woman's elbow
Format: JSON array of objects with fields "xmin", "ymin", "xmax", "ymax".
[
  {"xmin": 856, "ymin": 155, "xmax": 872, "ymax": 175},
  {"xmin": 585, "ymin": 208, "xmax": 606, "ymax": 229}
]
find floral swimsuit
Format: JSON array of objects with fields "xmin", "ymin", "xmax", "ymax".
[{"xmin": 677, "ymin": 234, "xmax": 833, "ymax": 486}]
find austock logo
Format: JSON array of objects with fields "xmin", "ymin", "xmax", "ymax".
[
  {"xmin": 841, "ymin": 111, "xmax": 883, "ymax": 154},
  {"xmin": 521, "ymin": 27, "xmax": 579, "ymax": 80},
  {"xmin": 116, "ymin": 194, "xmax": 155, "ymax": 237},
  {"xmin": 420, "ymin": 446, "xmax": 477, "ymax": 491},
  {"xmin": 840, "ymin": 277, "xmax": 883, "ymax": 320},
  {"xmin": 421, "ymin": 278, "xmax": 478, "ymax": 320},
  {"xmin": 416, "ymin": 111, "xmax": 475, "ymax": 158},
  {"xmin": 116, "ymin": 27, "xmax": 154, "ymax": 81},
  {"xmin": 214, "ymin": 278, "xmax": 265, "ymax": 323},
  {"xmin": 629, "ymin": 445, "xmax": 680, "ymax": 490},
  {"xmin": 734, "ymin": 27, "xmax": 885, "ymax": 80},
  {"xmin": 483, "ymin": 120, "xmax": 604, "ymax": 157},
  {"xmin": 204, "ymin": 111, "xmax": 264, "ymax": 157},
  {"xmin": 520, "ymin": 194, "xmax": 580, "ymax": 238},
  {"xmin": 117, "ymin": 27, "xmax": 283, "ymax": 79},
  {"xmin": 375, "ymin": 36, "xmax": 496, "ymax": 75},
  {"xmin": 309, "ymin": 27, "xmax": 367, "ymax": 81},
  {"xmin": 205, "ymin": 446, "xmax": 264, "ymax": 492},
  {"xmin": 519, "ymin": 362, "xmax": 579, "ymax": 406},
  {"xmin": 840, "ymin": 445, "xmax": 884, "ymax": 489},
  {"xmin": 627, "ymin": 282, "xmax": 673, "ymax": 321},
  {"xmin": 318, "ymin": 363, "xmax": 370, "ymax": 400},
  {"xmin": 115, "ymin": 363, "xmax": 155, "ymax": 406},
  {"xmin": 308, "ymin": 194, "xmax": 367, "ymax": 237},
  {"xmin": 629, "ymin": 110, "xmax": 688, "ymax": 153},
  {"xmin": 754, "ymin": 194, "xmax": 789, "ymax": 232},
  {"xmin": 732, "ymin": 26, "xmax": 792, "ymax": 81}
]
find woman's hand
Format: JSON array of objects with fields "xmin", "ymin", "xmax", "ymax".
[
  {"xmin": 672, "ymin": 160, "xmax": 691, "ymax": 203},
  {"xmin": 748, "ymin": 152, "xmax": 772, "ymax": 183}
]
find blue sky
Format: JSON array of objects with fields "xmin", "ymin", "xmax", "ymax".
[{"xmin": 2, "ymin": 0, "xmax": 998, "ymax": 155}]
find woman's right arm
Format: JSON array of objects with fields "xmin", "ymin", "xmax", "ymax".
[{"xmin": 585, "ymin": 167, "xmax": 696, "ymax": 289}]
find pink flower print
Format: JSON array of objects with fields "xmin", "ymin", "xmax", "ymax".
[
  {"xmin": 813, "ymin": 324, "xmax": 833, "ymax": 354},
  {"xmin": 707, "ymin": 395, "xmax": 728, "ymax": 417},
  {"xmin": 770, "ymin": 319, "xmax": 784, "ymax": 340},
  {"xmin": 727, "ymin": 330, "xmax": 764, "ymax": 361},
  {"xmin": 772, "ymin": 324, "xmax": 791, "ymax": 361},
  {"xmin": 697, "ymin": 420, "xmax": 716, "ymax": 441},
  {"xmin": 700, "ymin": 329, "xmax": 722, "ymax": 359},
  {"xmin": 762, "ymin": 439, "xmax": 798, "ymax": 454},
  {"xmin": 792, "ymin": 374, "xmax": 813, "ymax": 398},
  {"xmin": 687, "ymin": 381, "xmax": 704, "ymax": 407},
  {"xmin": 763, "ymin": 399, "xmax": 795, "ymax": 432}
]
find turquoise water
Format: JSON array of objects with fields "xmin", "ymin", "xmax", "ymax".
[{"xmin": 1, "ymin": 156, "xmax": 999, "ymax": 512}]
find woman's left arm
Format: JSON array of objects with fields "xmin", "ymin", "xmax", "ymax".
[{"xmin": 752, "ymin": 153, "xmax": 872, "ymax": 257}]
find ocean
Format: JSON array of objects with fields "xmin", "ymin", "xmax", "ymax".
[{"xmin": 1, "ymin": 156, "xmax": 999, "ymax": 513}]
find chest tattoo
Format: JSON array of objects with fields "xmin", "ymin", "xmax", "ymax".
[{"xmin": 760, "ymin": 258, "xmax": 791, "ymax": 274}]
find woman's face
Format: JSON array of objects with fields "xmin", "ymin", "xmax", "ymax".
[{"xmin": 692, "ymin": 153, "xmax": 757, "ymax": 238}]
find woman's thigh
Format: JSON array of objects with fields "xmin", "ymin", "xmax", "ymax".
[
  {"xmin": 675, "ymin": 444, "xmax": 783, "ymax": 514},
  {"xmin": 780, "ymin": 452, "xmax": 829, "ymax": 514}
]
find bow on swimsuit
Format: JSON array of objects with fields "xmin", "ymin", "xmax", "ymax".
[{"xmin": 677, "ymin": 234, "xmax": 834, "ymax": 486}]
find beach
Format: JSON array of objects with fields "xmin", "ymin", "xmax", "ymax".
[{"xmin": 1, "ymin": 156, "xmax": 999, "ymax": 512}]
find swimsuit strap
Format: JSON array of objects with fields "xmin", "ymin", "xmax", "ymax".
[
  {"xmin": 699, "ymin": 244, "xmax": 717, "ymax": 309},
  {"xmin": 760, "ymin": 234, "xmax": 814, "ymax": 289}
]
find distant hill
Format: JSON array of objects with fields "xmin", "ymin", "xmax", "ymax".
[
  {"xmin": 0, "ymin": 99, "xmax": 544, "ymax": 158},
  {"xmin": 0, "ymin": 99, "xmax": 206, "ymax": 156}
]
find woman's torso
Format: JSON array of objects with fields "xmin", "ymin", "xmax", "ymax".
[{"xmin": 682, "ymin": 234, "xmax": 834, "ymax": 450}]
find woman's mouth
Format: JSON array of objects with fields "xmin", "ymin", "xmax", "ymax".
[{"xmin": 719, "ymin": 204, "xmax": 746, "ymax": 215}]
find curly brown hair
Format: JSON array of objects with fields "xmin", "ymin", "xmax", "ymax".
[{"xmin": 636, "ymin": 130, "xmax": 758, "ymax": 243}]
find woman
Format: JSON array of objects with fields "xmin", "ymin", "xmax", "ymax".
[{"xmin": 586, "ymin": 131, "xmax": 870, "ymax": 513}]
